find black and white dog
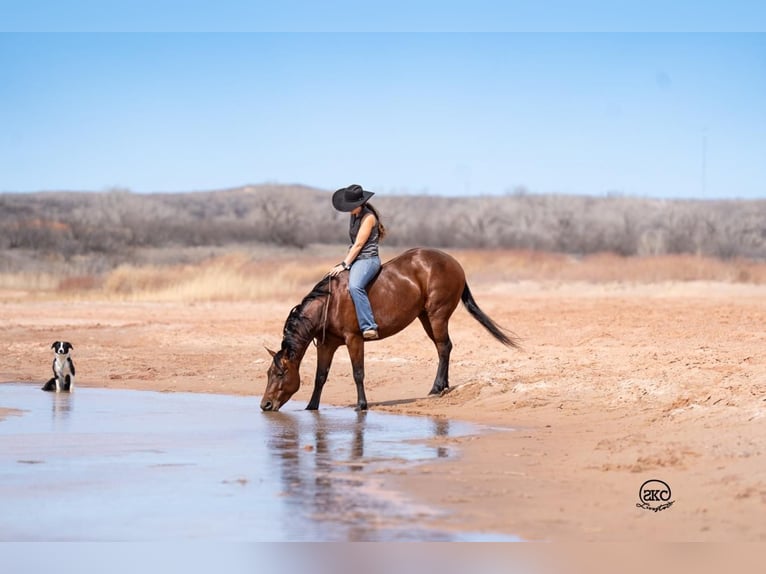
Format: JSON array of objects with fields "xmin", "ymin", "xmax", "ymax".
[{"xmin": 42, "ymin": 341, "xmax": 76, "ymax": 392}]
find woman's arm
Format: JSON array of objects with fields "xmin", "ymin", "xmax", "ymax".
[{"xmin": 329, "ymin": 214, "xmax": 376, "ymax": 276}]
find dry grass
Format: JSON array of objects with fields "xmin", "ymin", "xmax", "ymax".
[
  {"xmin": 450, "ymin": 249, "xmax": 766, "ymax": 285},
  {"xmin": 1, "ymin": 247, "xmax": 765, "ymax": 302},
  {"xmin": 100, "ymin": 252, "xmax": 333, "ymax": 302},
  {"xmin": 0, "ymin": 272, "xmax": 60, "ymax": 292}
]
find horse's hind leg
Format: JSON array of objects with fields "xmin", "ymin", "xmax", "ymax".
[{"xmin": 418, "ymin": 312, "xmax": 453, "ymax": 395}]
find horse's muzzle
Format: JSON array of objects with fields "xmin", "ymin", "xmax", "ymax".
[{"xmin": 260, "ymin": 400, "xmax": 278, "ymax": 412}]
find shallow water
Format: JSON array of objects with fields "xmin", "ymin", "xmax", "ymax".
[{"xmin": 0, "ymin": 384, "xmax": 516, "ymax": 541}]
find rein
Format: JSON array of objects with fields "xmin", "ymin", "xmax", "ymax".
[{"xmin": 314, "ymin": 275, "xmax": 332, "ymax": 347}]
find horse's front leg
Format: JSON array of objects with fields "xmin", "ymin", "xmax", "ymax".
[
  {"xmin": 346, "ymin": 336, "xmax": 368, "ymax": 411},
  {"xmin": 306, "ymin": 340, "xmax": 341, "ymax": 410}
]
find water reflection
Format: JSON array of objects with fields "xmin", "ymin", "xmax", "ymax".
[
  {"xmin": 263, "ymin": 409, "xmax": 455, "ymax": 540},
  {"xmin": 265, "ymin": 411, "xmax": 368, "ymax": 529},
  {"xmin": 51, "ymin": 392, "xmax": 74, "ymax": 428},
  {"xmin": 350, "ymin": 411, "xmax": 366, "ymax": 470},
  {"xmin": 433, "ymin": 417, "xmax": 450, "ymax": 459}
]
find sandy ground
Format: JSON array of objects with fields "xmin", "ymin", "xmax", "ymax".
[{"xmin": 1, "ymin": 280, "xmax": 765, "ymax": 541}]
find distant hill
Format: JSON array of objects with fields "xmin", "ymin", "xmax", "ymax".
[{"xmin": 1, "ymin": 184, "xmax": 765, "ymax": 261}]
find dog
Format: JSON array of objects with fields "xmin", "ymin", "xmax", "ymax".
[{"xmin": 42, "ymin": 341, "xmax": 75, "ymax": 392}]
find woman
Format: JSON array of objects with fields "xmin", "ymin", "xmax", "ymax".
[{"xmin": 329, "ymin": 184, "xmax": 387, "ymax": 340}]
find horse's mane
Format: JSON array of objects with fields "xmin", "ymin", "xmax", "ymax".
[{"xmin": 279, "ymin": 275, "xmax": 331, "ymax": 360}]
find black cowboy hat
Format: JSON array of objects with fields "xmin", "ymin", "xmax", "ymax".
[{"xmin": 332, "ymin": 184, "xmax": 375, "ymax": 212}]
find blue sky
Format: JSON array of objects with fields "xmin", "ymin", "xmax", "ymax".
[{"xmin": 1, "ymin": 3, "xmax": 765, "ymax": 198}]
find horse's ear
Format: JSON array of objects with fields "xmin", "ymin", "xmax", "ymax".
[{"xmin": 265, "ymin": 347, "xmax": 277, "ymax": 358}]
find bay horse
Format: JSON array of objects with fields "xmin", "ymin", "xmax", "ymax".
[{"xmin": 260, "ymin": 248, "xmax": 519, "ymax": 412}]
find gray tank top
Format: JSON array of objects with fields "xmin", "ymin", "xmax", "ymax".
[{"xmin": 349, "ymin": 206, "xmax": 380, "ymax": 259}]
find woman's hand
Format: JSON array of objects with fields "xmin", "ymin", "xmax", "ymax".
[{"xmin": 329, "ymin": 262, "xmax": 348, "ymax": 277}]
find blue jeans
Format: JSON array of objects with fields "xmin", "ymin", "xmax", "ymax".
[{"xmin": 348, "ymin": 256, "xmax": 380, "ymax": 332}]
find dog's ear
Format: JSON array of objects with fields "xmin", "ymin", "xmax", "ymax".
[
  {"xmin": 67, "ymin": 342, "xmax": 73, "ymax": 350},
  {"xmin": 51, "ymin": 342, "xmax": 57, "ymax": 349}
]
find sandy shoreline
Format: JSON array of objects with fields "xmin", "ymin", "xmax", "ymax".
[{"xmin": 1, "ymin": 281, "xmax": 764, "ymax": 541}]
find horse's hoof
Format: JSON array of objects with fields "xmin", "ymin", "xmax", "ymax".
[{"xmin": 356, "ymin": 402, "xmax": 368, "ymax": 411}]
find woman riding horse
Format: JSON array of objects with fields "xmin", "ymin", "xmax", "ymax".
[
  {"xmin": 328, "ymin": 184, "xmax": 387, "ymax": 341},
  {"xmin": 261, "ymin": 240, "xmax": 520, "ymax": 412}
]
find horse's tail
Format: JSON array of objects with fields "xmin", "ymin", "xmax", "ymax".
[{"xmin": 461, "ymin": 283, "xmax": 521, "ymax": 349}]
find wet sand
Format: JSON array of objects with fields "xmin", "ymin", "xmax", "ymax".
[
  {"xmin": 0, "ymin": 407, "xmax": 23, "ymax": 422},
  {"xmin": 1, "ymin": 280, "xmax": 765, "ymax": 541}
]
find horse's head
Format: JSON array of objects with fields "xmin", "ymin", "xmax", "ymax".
[{"xmin": 261, "ymin": 347, "xmax": 301, "ymax": 411}]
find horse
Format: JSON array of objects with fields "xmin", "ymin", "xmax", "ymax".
[{"xmin": 260, "ymin": 248, "xmax": 519, "ymax": 412}]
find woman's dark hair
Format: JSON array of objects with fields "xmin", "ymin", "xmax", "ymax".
[{"xmin": 365, "ymin": 202, "xmax": 387, "ymax": 241}]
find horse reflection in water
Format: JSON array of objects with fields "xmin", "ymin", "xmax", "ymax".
[
  {"xmin": 261, "ymin": 248, "xmax": 519, "ymax": 412},
  {"xmin": 263, "ymin": 411, "xmax": 452, "ymax": 541},
  {"xmin": 432, "ymin": 417, "xmax": 450, "ymax": 459}
]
